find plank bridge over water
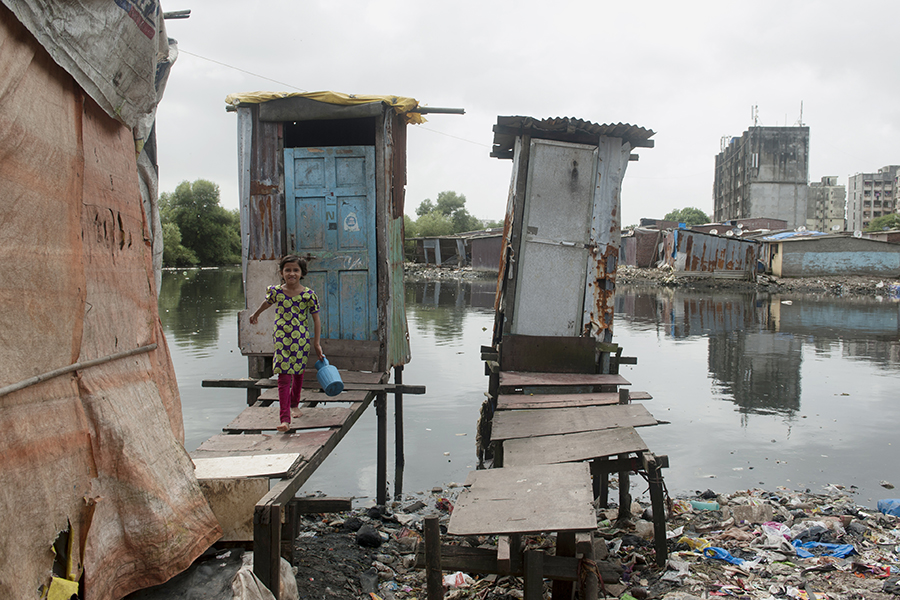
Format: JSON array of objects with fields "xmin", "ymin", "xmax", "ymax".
[{"xmin": 422, "ymin": 335, "xmax": 670, "ymax": 600}]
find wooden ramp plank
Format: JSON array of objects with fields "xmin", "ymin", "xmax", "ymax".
[
  {"xmin": 497, "ymin": 391, "xmax": 652, "ymax": 410},
  {"xmin": 448, "ymin": 463, "xmax": 596, "ymax": 536},
  {"xmin": 258, "ymin": 388, "xmax": 369, "ymax": 403},
  {"xmin": 223, "ymin": 405, "xmax": 355, "ymax": 432},
  {"xmin": 191, "ymin": 430, "xmax": 336, "ymax": 458},
  {"xmin": 256, "ymin": 370, "xmax": 386, "ymax": 389},
  {"xmin": 192, "ymin": 453, "xmax": 302, "ymax": 480},
  {"xmin": 502, "ymin": 427, "xmax": 649, "ymax": 468},
  {"xmin": 499, "ymin": 371, "xmax": 630, "ymax": 389},
  {"xmin": 491, "ymin": 404, "xmax": 658, "ymax": 442}
]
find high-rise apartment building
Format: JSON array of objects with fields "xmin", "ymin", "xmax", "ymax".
[
  {"xmin": 713, "ymin": 126, "xmax": 809, "ymax": 229},
  {"xmin": 806, "ymin": 176, "xmax": 845, "ymax": 232},
  {"xmin": 846, "ymin": 166, "xmax": 899, "ymax": 232}
]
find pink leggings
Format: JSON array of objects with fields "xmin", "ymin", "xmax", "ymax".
[{"xmin": 277, "ymin": 373, "xmax": 304, "ymax": 424}]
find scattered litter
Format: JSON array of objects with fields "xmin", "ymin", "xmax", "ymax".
[{"xmin": 285, "ymin": 483, "xmax": 900, "ymax": 600}]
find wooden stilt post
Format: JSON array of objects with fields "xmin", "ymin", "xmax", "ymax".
[
  {"xmin": 394, "ymin": 365, "xmax": 405, "ymax": 499},
  {"xmin": 523, "ymin": 549, "xmax": 545, "ymax": 600},
  {"xmin": 254, "ymin": 503, "xmax": 282, "ymax": 600},
  {"xmin": 424, "ymin": 517, "xmax": 443, "ymax": 600},
  {"xmin": 376, "ymin": 392, "xmax": 387, "ymax": 505},
  {"xmin": 552, "ymin": 531, "xmax": 575, "ymax": 600},
  {"xmin": 644, "ymin": 453, "xmax": 668, "ymax": 567},
  {"xmin": 617, "ymin": 454, "xmax": 631, "ymax": 522}
]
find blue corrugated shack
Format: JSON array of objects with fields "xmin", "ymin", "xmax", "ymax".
[{"xmin": 225, "ymin": 91, "xmax": 421, "ymax": 380}]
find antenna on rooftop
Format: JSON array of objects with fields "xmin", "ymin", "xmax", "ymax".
[
  {"xmin": 751, "ymin": 105, "xmax": 759, "ymax": 127},
  {"xmin": 797, "ymin": 101, "xmax": 804, "ymax": 127}
]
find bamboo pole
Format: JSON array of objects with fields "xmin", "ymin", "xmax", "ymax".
[{"xmin": 0, "ymin": 343, "xmax": 158, "ymax": 398}]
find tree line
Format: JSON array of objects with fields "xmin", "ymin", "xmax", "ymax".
[{"xmin": 160, "ymin": 179, "xmax": 241, "ymax": 267}]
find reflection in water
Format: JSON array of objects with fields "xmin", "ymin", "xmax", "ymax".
[
  {"xmin": 159, "ymin": 267, "xmax": 244, "ymax": 356},
  {"xmin": 162, "ymin": 270, "xmax": 900, "ymax": 504},
  {"xmin": 405, "ymin": 280, "xmax": 496, "ymax": 345},
  {"xmin": 615, "ymin": 282, "xmax": 900, "ymax": 503},
  {"xmin": 709, "ymin": 331, "xmax": 803, "ymax": 416},
  {"xmin": 616, "ymin": 284, "xmax": 900, "ymax": 419}
]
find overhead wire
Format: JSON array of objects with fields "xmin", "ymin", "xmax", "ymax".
[{"xmin": 177, "ymin": 49, "xmax": 494, "ymax": 149}]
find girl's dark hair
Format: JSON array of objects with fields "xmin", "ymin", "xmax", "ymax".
[{"xmin": 279, "ymin": 254, "xmax": 308, "ymax": 277}]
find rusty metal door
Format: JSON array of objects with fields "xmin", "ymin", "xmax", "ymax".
[
  {"xmin": 511, "ymin": 139, "xmax": 597, "ymax": 336},
  {"xmin": 284, "ymin": 146, "xmax": 377, "ymax": 340}
]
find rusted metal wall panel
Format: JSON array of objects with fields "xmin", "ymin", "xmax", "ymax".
[
  {"xmin": 583, "ymin": 136, "xmax": 632, "ymax": 342},
  {"xmin": 243, "ymin": 107, "xmax": 283, "ymax": 263},
  {"xmin": 664, "ymin": 229, "xmax": 759, "ymax": 279},
  {"xmin": 471, "ymin": 235, "xmax": 502, "ymax": 271}
]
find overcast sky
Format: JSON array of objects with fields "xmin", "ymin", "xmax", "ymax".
[{"xmin": 156, "ymin": 0, "xmax": 900, "ymax": 227}]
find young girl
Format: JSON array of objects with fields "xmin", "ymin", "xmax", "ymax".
[{"xmin": 249, "ymin": 255, "xmax": 324, "ymax": 432}]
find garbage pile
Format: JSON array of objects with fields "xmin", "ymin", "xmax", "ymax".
[{"xmin": 291, "ymin": 485, "xmax": 900, "ymax": 600}]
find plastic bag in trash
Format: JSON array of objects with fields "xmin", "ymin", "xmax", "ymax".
[
  {"xmin": 443, "ymin": 571, "xmax": 474, "ymax": 588},
  {"xmin": 878, "ymin": 499, "xmax": 900, "ymax": 517},
  {"xmin": 791, "ymin": 540, "xmax": 856, "ymax": 559},
  {"xmin": 702, "ymin": 546, "xmax": 745, "ymax": 565}
]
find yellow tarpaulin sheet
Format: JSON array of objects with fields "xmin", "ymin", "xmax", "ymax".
[{"xmin": 224, "ymin": 90, "xmax": 426, "ymax": 124}]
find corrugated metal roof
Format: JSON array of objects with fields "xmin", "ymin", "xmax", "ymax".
[{"xmin": 491, "ymin": 115, "xmax": 655, "ymax": 159}]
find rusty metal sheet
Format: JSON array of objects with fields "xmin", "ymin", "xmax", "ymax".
[{"xmin": 665, "ymin": 229, "xmax": 759, "ymax": 279}]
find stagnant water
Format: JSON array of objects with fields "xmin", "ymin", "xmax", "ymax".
[{"xmin": 160, "ymin": 268, "xmax": 900, "ymax": 507}]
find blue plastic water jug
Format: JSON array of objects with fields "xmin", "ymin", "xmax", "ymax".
[{"xmin": 314, "ymin": 357, "xmax": 343, "ymax": 396}]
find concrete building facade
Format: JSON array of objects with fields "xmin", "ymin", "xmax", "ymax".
[
  {"xmin": 847, "ymin": 165, "xmax": 899, "ymax": 232},
  {"xmin": 713, "ymin": 126, "xmax": 810, "ymax": 229},
  {"xmin": 806, "ymin": 176, "xmax": 846, "ymax": 233}
]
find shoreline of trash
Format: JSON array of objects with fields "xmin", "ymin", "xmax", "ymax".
[{"xmin": 283, "ymin": 482, "xmax": 900, "ymax": 600}]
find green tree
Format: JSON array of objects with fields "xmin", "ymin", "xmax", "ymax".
[
  {"xmin": 865, "ymin": 214, "xmax": 900, "ymax": 232},
  {"xmin": 664, "ymin": 207, "xmax": 710, "ymax": 227},
  {"xmin": 161, "ymin": 221, "xmax": 199, "ymax": 267},
  {"xmin": 161, "ymin": 180, "xmax": 241, "ymax": 266},
  {"xmin": 414, "ymin": 191, "xmax": 482, "ymax": 234},
  {"xmin": 415, "ymin": 211, "xmax": 454, "ymax": 237}
]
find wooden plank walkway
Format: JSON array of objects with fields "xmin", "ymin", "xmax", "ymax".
[
  {"xmin": 498, "ymin": 371, "xmax": 630, "ymax": 389},
  {"xmin": 222, "ymin": 405, "xmax": 359, "ymax": 433},
  {"xmin": 425, "ymin": 358, "xmax": 670, "ymax": 596},
  {"xmin": 497, "ymin": 390, "xmax": 652, "ymax": 410},
  {"xmin": 501, "ymin": 427, "xmax": 649, "ymax": 468},
  {"xmin": 448, "ymin": 463, "xmax": 596, "ymax": 536},
  {"xmin": 490, "ymin": 403, "xmax": 658, "ymax": 441}
]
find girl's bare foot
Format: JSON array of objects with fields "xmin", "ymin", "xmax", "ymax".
[
  {"xmin": 291, "ymin": 408, "xmax": 302, "ymax": 419},
  {"xmin": 277, "ymin": 422, "xmax": 290, "ymax": 433}
]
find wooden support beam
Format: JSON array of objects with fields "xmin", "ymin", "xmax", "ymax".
[
  {"xmin": 552, "ymin": 532, "xmax": 575, "ymax": 600},
  {"xmin": 253, "ymin": 503, "xmax": 282, "ymax": 599},
  {"xmin": 497, "ymin": 536, "xmax": 512, "ymax": 573},
  {"xmin": 376, "ymin": 392, "xmax": 387, "ymax": 505},
  {"xmin": 414, "ymin": 543, "xmax": 621, "ymax": 582},
  {"xmin": 643, "ymin": 453, "xmax": 669, "ymax": 568},
  {"xmin": 577, "ymin": 533, "xmax": 599, "ymax": 600},
  {"xmin": 292, "ymin": 497, "xmax": 352, "ymax": 514},
  {"xmin": 524, "ymin": 550, "xmax": 544, "ymax": 600},
  {"xmin": 394, "ymin": 365, "xmax": 405, "ymax": 500},
  {"xmin": 617, "ymin": 453, "xmax": 631, "ymax": 522},
  {"xmin": 425, "ymin": 517, "xmax": 443, "ymax": 600}
]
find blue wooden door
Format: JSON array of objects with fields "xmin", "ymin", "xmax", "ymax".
[{"xmin": 284, "ymin": 146, "xmax": 377, "ymax": 340}]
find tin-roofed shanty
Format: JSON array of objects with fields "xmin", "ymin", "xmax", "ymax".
[
  {"xmin": 201, "ymin": 91, "xmax": 436, "ymax": 595},
  {"xmin": 225, "ymin": 91, "xmax": 423, "ymax": 373},
  {"xmin": 491, "ymin": 115, "xmax": 655, "ymax": 345}
]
